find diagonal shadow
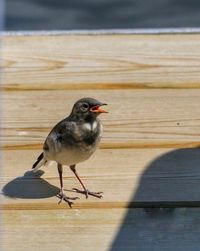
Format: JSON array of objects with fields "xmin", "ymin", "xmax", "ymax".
[
  {"xmin": 110, "ymin": 147, "xmax": 200, "ymax": 251},
  {"xmin": 2, "ymin": 170, "xmax": 59, "ymax": 199}
]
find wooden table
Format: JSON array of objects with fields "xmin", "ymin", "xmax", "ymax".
[{"xmin": 1, "ymin": 31, "xmax": 200, "ymax": 251}]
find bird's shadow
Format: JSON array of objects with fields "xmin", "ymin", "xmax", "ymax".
[{"xmin": 2, "ymin": 170, "xmax": 59, "ymax": 199}]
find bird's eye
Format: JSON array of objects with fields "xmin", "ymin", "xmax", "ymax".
[{"xmin": 81, "ymin": 103, "xmax": 89, "ymax": 111}]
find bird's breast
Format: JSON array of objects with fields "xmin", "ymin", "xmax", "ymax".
[{"xmin": 44, "ymin": 119, "xmax": 102, "ymax": 166}]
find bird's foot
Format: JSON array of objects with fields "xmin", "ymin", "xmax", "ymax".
[
  {"xmin": 57, "ymin": 189, "xmax": 79, "ymax": 208},
  {"xmin": 72, "ymin": 188, "xmax": 103, "ymax": 199}
]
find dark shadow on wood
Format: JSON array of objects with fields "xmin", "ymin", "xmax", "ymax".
[
  {"xmin": 110, "ymin": 147, "xmax": 200, "ymax": 251},
  {"xmin": 2, "ymin": 170, "xmax": 59, "ymax": 199}
]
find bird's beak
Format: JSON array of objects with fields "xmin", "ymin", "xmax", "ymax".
[{"xmin": 90, "ymin": 103, "xmax": 108, "ymax": 113}]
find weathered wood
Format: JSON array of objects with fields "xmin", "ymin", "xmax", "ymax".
[
  {"xmin": 2, "ymin": 208, "xmax": 200, "ymax": 251},
  {"xmin": 2, "ymin": 89, "xmax": 200, "ymax": 150},
  {"xmin": 3, "ymin": 34, "xmax": 200, "ymax": 90}
]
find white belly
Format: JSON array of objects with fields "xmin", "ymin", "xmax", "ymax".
[
  {"xmin": 55, "ymin": 146, "xmax": 96, "ymax": 165},
  {"xmin": 44, "ymin": 143, "xmax": 97, "ymax": 166}
]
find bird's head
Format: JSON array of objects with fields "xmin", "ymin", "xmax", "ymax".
[{"xmin": 71, "ymin": 97, "xmax": 108, "ymax": 120}]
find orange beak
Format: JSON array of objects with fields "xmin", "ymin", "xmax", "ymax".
[{"xmin": 90, "ymin": 104, "xmax": 108, "ymax": 113}]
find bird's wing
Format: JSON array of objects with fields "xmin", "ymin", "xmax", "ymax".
[{"xmin": 43, "ymin": 119, "xmax": 79, "ymax": 151}]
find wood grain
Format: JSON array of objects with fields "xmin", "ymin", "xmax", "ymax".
[
  {"xmin": 2, "ymin": 34, "xmax": 200, "ymax": 90},
  {"xmin": 2, "ymin": 209, "xmax": 121, "ymax": 251},
  {"xmin": 2, "ymin": 147, "xmax": 200, "ymax": 209},
  {"xmin": 3, "ymin": 208, "xmax": 200, "ymax": 251},
  {"xmin": 1, "ymin": 89, "xmax": 200, "ymax": 149},
  {"xmin": 2, "ymin": 33, "xmax": 200, "ymax": 251}
]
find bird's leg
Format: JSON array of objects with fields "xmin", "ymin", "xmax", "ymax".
[
  {"xmin": 57, "ymin": 163, "xmax": 79, "ymax": 207},
  {"xmin": 70, "ymin": 165, "xmax": 103, "ymax": 199}
]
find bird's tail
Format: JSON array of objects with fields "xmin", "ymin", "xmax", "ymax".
[{"xmin": 32, "ymin": 152, "xmax": 46, "ymax": 172}]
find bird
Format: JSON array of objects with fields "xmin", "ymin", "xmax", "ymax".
[{"xmin": 32, "ymin": 97, "xmax": 108, "ymax": 207}]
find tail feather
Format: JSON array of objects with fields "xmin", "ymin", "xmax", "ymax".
[{"xmin": 32, "ymin": 152, "xmax": 45, "ymax": 172}]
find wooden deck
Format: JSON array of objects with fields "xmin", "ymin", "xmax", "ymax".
[{"xmin": 2, "ymin": 33, "xmax": 200, "ymax": 250}]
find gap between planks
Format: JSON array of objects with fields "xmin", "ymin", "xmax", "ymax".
[
  {"xmin": 3, "ymin": 202, "xmax": 200, "ymax": 211},
  {"xmin": 3, "ymin": 84, "xmax": 200, "ymax": 92},
  {"xmin": 1, "ymin": 141, "xmax": 200, "ymax": 151}
]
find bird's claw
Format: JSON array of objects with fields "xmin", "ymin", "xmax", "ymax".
[
  {"xmin": 57, "ymin": 191, "xmax": 79, "ymax": 208},
  {"xmin": 72, "ymin": 188, "xmax": 103, "ymax": 199}
]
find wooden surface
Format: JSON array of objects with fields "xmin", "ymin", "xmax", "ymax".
[
  {"xmin": 2, "ymin": 33, "xmax": 200, "ymax": 251},
  {"xmin": 3, "ymin": 208, "xmax": 200, "ymax": 251},
  {"xmin": 3, "ymin": 34, "xmax": 200, "ymax": 90}
]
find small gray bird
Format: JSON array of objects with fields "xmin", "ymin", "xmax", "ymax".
[{"xmin": 32, "ymin": 97, "xmax": 108, "ymax": 207}]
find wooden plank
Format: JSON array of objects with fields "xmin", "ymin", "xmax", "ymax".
[
  {"xmin": 2, "ymin": 209, "xmax": 121, "ymax": 251},
  {"xmin": 2, "ymin": 147, "xmax": 200, "ymax": 209},
  {"xmin": 1, "ymin": 89, "xmax": 200, "ymax": 149},
  {"xmin": 2, "ymin": 208, "xmax": 200, "ymax": 251},
  {"xmin": 3, "ymin": 34, "xmax": 200, "ymax": 90}
]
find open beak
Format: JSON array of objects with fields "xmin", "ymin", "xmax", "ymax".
[{"xmin": 90, "ymin": 103, "xmax": 108, "ymax": 113}]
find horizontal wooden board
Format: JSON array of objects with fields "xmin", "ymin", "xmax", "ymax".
[
  {"xmin": 2, "ymin": 147, "xmax": 200, "ymax": 209},
  {"xmin": 2, "ymin": 208, "xmax": 200, "ymax": 251},
  {"xmin": 1, "ymin": 89, "xmax": 200, "ymax": 150},
  {"xmin": 2, "ymin": 34, "xmax": 200, "ymax": 90}
]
